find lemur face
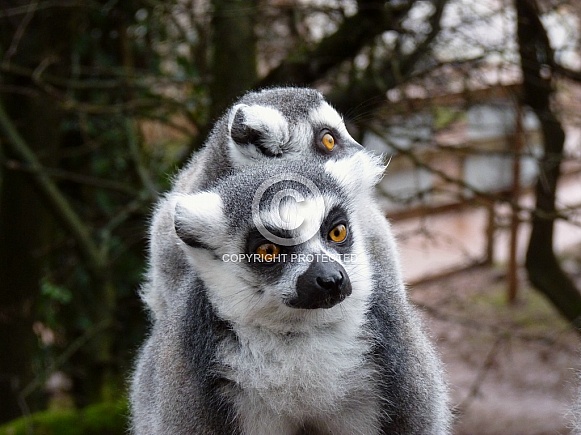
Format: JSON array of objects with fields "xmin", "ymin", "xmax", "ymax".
[
  {"xmin": 226, "ymin": 88, "xmax": 363, "ymax": 164},
  {"xmin": 243, "ymin": 200, "xmax": 354, "ymax": 311},
  {"xmin": 173, "ymin": 153, "xmax": 383, "ymax": 330}
]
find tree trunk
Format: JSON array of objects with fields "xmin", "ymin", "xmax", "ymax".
[
  {"xmin": 0, "ymin": 166, "xmax": 43, "ymax": 422},
  {"xmin": 210, "ymin": 0, "xmax": 258, "ymax": 118},
  {"xmin": 0, "ymin": 4, "xmax": 76, "ymax": 420},
  {"xmin": 516, "ymin": 0, "xmax": 581, "ymax": 328},
  {"xmin": 0, "ymin": 85, "xmax": 63, "ymax": 424}
]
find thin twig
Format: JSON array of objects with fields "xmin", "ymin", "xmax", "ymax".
[
  {"xmin": 4, "ymin": 159, "xmax": 139, "ymax": 195},
  {"xmin": 0, "ymin": 97, "xmax": 105, "ymax": 273},
  {"xmin": 125, "ymin": 118, "xmax": 160, "ymax": 199},
  {"xmin": 4, "ymin": 0, "xmax": 40, "ymax": 62},
  {"xmin": 19, "ymin": 318, "xmax": 112, "ymax": 399},
  {"xmin": 456, "ymin": 336, "xmax": 505, "ymax": 412}
]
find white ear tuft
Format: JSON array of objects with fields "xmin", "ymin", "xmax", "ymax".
[
  {"xmin": 228, "ymin": 104, "xmax": 289, "ymax": 158},
  {"xmin": 173, "ymin": 192, "xmax": 225, "ymax": 250},
  {"xmin": 227, "ymin": 104, "xmax": 248, "ymax": 133},
  {"xmin": 324, "ymin": 151, "xmax": 386, "ymax": 194}
]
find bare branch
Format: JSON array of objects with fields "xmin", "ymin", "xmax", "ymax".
[
  {"xmin": 554, "ymin": 62, "xmax": 581, "ymax": 82},
  {"xmin": 3, "ymin": 159, "xmax": 139, "ymax": 194},
  {"xmin": 125, "ymin": 118, "xmax": 159, "ymax": 199},
  {"xmin": 3, "ymin": 0, "xmax": 39, "ymax": 62},
  {"xmin": 0, "ymin": 97, "xmax": 105, "ymax": 273},
  {"xmin": 258, "ymin": 0, "xmax": 412, "ymax": 88},
  {"xmin": 0, "ymin": 0, "xmax": 103, "ymax": 18},
  {"xmin": 328, "ymin": 0, "xmax": 448, "ymax": 115}
]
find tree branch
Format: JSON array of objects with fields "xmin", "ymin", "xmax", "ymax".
[
  {"xmin": 188, "ymin": 1, "xmax": 445, "ymax": 153},
  {"xmin": 258, "ymin": 0, "xmax": 411, "ymax": 88},
  {"xmin": 0, "ymin": 97, "xmax": 105, "ymax": 273},
  {"xmin": 554, "ymin": 62, "xmax": 581, "ymax": 82},
  {"xmin": 4, "ymin": 159, "xmax": 139, "ymax": 194},
  {"xmin": 125, "ymin": 118, "xmax": 159, "ymax": 199},
  {"xmin": 328, "ymin": 0, "xmax": 448, "ymax": 116}
]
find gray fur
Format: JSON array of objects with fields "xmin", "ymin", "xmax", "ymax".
[
  {"xmin": 131, "ymin": 159, "xmax": 451, "ymax": 434},
  {"xmin": 142, "ymin": 88, "xmax": 363, "ymax": 318},
  {"xmin": 131, "ymin": 88, "xmax": 451, "ymax": 434},
  {"xmin": 571, "ymin": 377, "xmax": 581, "ymax": 434}
]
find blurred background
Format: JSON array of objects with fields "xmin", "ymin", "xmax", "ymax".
[{"xmin": 0, "ymin": 0, "xmax": 580, "ymax": 433}]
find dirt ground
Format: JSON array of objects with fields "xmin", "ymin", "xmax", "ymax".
[{"xmin": 409, "ymin": 266, "xmax": 581, "ymax": 435}]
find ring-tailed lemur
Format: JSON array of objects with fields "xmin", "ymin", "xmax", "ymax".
[
  {"xmin": 141, "ymin": 87, "xmax": 400, "ymax": 320},
  {"xmin": 131, "ymin": 152, "xmax": 450, "ymax": 434}
]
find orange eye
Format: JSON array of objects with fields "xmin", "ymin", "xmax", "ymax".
[
  {"xmin": 321, "ymin": 132, "xmax": 335, "ymax": 151},
  {"xmin": 255, "ymin": 243, "xmax": 280, "ymax": 262},
  {"xmin": 329, "ymin": 224, "xmax": 347, "ymax": 243}
]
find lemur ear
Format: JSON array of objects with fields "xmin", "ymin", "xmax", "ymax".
[
  {"xmin": 324, "ymin": 151, "xmax": 386, "ymax": 192},
  {"xmin": 227, "ymin": 104, "xmax": 289, "ymax": 158},
  {"xmin": 173, "ymin": 193, "xmax": 225, "ymax": 251}
]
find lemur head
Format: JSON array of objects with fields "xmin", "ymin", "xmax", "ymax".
[
  {"xmin": 173, "ymin": 152, "xmax": 384, "ymax": 332},
  {"xmin": 221, "ymin": 87, "xmax": 363, "ymax": 165}
]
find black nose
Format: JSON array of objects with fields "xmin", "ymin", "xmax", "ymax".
[
  {"xmin": 287, "ymin": 259, "xmax": 352, "ymax": 309},
  {"xmin": 316, "ymin": 270, "xmax": 345, "ymax": 293}
]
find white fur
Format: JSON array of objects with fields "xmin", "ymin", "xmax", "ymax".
[
  {"xmin": 175, "ymin": 182, "xmax": 375, "ymax": 333},
  {"xmin": 167, "ymin": 151, "xmax": 413, "ymax": 435},
  {"xmin": 287, "ymin": 121, "xmax": 312, "ymax": 155},
  {"xmin": 188, "ymin": 226, "xmax": 373, "ymax": 333},
  {"xmin": 325, "ymin": 151, "xmax": 386, "ymax": 196},
  {"xmin": 256, "ymin": 196, "xmax": 326, "ymax": 246},
  {"xmin": 132, "ymin": 88, "xmax": 451, "ymax": 434},
  {"xmin": 227, "ymin": 103, "xmax": 248, "ymax": 132},
  {"xmin": 308, "ymin": 102, "xmax": 350, "ymax": 137},
  {"xmin": 221, "ymin": 276, "xmax": 378, "ymax": 433},
  {"xmin": 227, "ymin": 104, "xmax": 290, "ymax": 162},
  {"xmin": 173, "ymin": 192, "xmax": 226, "ymax": 249},
  {"xmin": 240, "ymin": 105, "xmax": 289, "ymax": 146},
  {"xmin": 182, "ymin": 195, "xmax": 380, "ymax": 433},
  {"xmin": 223, "ymin": 323, "xmax": 381, "ymax": 435},
  {"xmin": 326, "ymin": 152, "xmax": 408, "ymax": 292}
]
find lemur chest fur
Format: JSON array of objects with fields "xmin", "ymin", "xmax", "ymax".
[{"xmin": 219, "ymin": 323, "xmax": 375, "ymax": 417}]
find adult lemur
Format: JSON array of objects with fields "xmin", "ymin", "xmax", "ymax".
[
  {"xmin": 131, "ymin": 88, "xmax": 451, "ymax": 434},
  {"xmin": 142, "ymin": 88, "xmax": 373, "ymax": 319}
]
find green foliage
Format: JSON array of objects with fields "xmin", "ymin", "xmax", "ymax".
[
  {"xmin": 468, "ymin": 281, "xmax": 570, "ymax": 335},
  {"xmin": 0, "ymin": 0, "xmax": 181, "ymax": 418},
  {"xmin": 0, "ymin": 401, "xmax": 128, "ymax": 435},
  {"xmin": 41, "ymin": 280, "xmax": 73, "ymax": 305},
  {"xmin": 433, "ymin": 106, "xmax": 464, "ymax": 130}
]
